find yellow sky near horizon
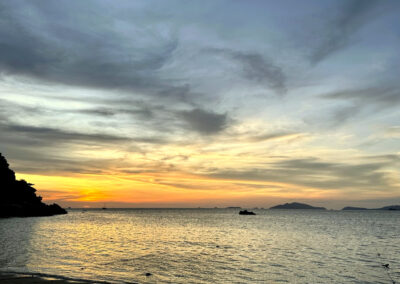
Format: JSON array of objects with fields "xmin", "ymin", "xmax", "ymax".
[{"xmin": 15, "ymin": 166, "xmax": 398, "ymax": 209}]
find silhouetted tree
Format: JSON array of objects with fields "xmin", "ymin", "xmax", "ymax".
[{"xmin": 0, "ymin": 153, "xmax": 67, "ymax": 218}]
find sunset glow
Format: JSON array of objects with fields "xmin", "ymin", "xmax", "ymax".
[{"xmin": 1, "ymin": 0, "xmax": 400, "ymax": 209}]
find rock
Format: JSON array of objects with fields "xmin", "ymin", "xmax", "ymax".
[
  {"xmin": 0, "ymin": 153, "xmax": 67, "ymax": 218},
  {"xmin": 239, "ymin": 210, "xmax": 256, "ymax": 215}
]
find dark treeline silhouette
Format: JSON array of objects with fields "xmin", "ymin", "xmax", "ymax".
[{"xmin": 0, "ymin": 153, "xmax": 67, "ymax": 218}]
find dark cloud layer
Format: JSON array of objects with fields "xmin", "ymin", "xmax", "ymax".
[
  {"xmin": 3, "ymin": 124, "xmax": 129, "ymax": 144},
  {"xmin": 309, "ymin": 0, "xmax": 379, "ymax": 64},
  {"xmin": 0, "ymin": 1, "xmax": 193, "ymax": 102},
  {"xmin": 321, "ymin": 86, "xmax": 400, "ymax": 125},
  {"xmin": 208, "ymin": 157, "xmax": 397, "ymax": 192},
  {"xmin": 206, "ymin": 48, "xmax": 286, "ymax": 94},
  {"xmin": 247, "ymin": 132, "xmax": 301, "ymax": 143},
  {"xmin": 324, "ymin": 86, "xmax": 400, "ymax": 108},
  {"xmin": 180, "ymin": 108, "xmax": 228, "ymax": 135}
]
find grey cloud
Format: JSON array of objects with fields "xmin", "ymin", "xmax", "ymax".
[
  {"xmin": 360, "ymin": 154, "xmax": 400, "ymax": 163},
  {"xmin": 2, "ymin": 124, "xmax": 130, "ymax": 144},
  {"xmin": 309, "ymin": 0, "xmax": 379, "ymax": 64},
  {"xmin": 246, "ymin": 132, "xmax": 302, "ymax": 143},
  {"xmin": 206, "ymin": 48, "xmax": 286, "ymax": 94},
  {"xmin": 324, "ymin": 86, "xmax": 400, "ymax": 107},
  {"xmin": 77, "ymin": 106, "xmax": 154, "ymax": 120},
  {"xmin": 0, "ymin": 1, "xmax": 198, "ymax": 103},
  {"xmin": 231, "ymin": 52, "xmax": 286, "ymax": 93},
  {"xmin": 5, "ymin": 149, "xmax": 124, "ymax": 175},
  {"xmin": 78, "ymin": 108, "xmax": 117, "ymax": 117},
  {"xmin": 0, "ymin": 122, "xmax": 168, "ymax": 149},
  {"xmin": 314, "ymin": 85, "xmax": 400, "ymax": 126},
  {"xmin": 180, "ymin": 108, "xmax": 228, "ymax": 135},
  {"xmin": 0, "ymin": 97, "xmax": 231, "ymax": 147},
  {"xmin": 207, "ymin": 157, "xmax": 397, "ymax": 192},
  {"xmin": 385, "ymin": 126, "xmax": 400, "ymax": 137},
  {"xmin": 330, "ymin": 105, "xmax": 360, "ymax": 126},
  {"xmin": 0, "ymin": 98, "xmax": 43, "ymax": 117}
]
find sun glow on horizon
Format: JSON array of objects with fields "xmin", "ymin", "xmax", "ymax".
[
  {"xmin": 1, "ymin": 0, "xmax": 399, "ymax": 209},
  {"xmin": 14, "ymin": 166, "xmax": 398, "ymax": 209}
]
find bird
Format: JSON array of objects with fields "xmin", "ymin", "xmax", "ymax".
[{"xmin": 382, "ymin": 263, "xmax": 390, "ymax": 269}]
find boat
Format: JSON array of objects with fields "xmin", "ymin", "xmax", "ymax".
[{"xmin": 239, "ymin": 210, "xmax": 256, "ymax": 215}]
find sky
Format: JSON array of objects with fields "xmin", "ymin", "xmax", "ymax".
[{"xmin": 0, "ymin": 0, "xmax": 400, "ymax": 209}]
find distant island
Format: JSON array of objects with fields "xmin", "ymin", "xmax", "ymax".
[
  {"xmin": 270, "ymin": 202, "xmax": 326, "ymax": 210},
  {"xmin": 0, "ymin": 153, "xmax": 67, "ymax": 218},
  {"xmin": 342, "ymin": 206, "xmax": 368, "ymax": 210},
  {"xmin": 342, "ymin": 205, "xmax": 400, "ymax": 211}
]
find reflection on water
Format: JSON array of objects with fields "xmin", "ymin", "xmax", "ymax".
[
  {"xmin": 1, "ymin": 209, "xmax": 400, "ymax": 283},
  {"xmin": 0, "ymin": 217, "xmax": 39, "ymax": 270}
]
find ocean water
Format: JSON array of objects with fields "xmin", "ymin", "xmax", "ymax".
[{"xmin": 0, "ymin": 209, "xmax": 399, "ymax": 284}]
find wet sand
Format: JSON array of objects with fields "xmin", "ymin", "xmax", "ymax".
[
  {"xmin": 0, "ymin": 274, "xmax": 79, "ymax": 284},
  {"xmin": 0, "ymin": 273, "xmax": 115, "ymax": 284}
]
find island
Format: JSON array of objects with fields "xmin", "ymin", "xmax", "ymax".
[
  {"xmin": 380, "ymin": 205, "xmax": 400, "ymax": 210},
  {"xmin": 342, "ymin": 205, "xmax": 400, "ymax": 211},
  {"xmin": 0, "ymin": 153, "xmax": 67, "ymax": 218},
  {"xmin": 342, "ymin": 206, "xmax": 368, "ymax": 210},
  {"xmin": 270, "ymin": 202, "xmax": 326, "ymax": 210}
]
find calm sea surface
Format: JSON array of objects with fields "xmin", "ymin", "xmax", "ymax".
[{"xmin": 0, "ymin": 209, "xmax": 399, "ymax": 283}]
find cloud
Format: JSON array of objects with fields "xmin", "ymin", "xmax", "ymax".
[
  {"xmin": 324, "ymin": 86, "xmax": 400, "ymax": 107},
  {"xmin": 329, "ymin": 105, "xmax": 360, "ymax": 126},
  {"xmin": 385, "ymin": 126, "xmax": 400, "ymax": 138},
  {"xmin": 8, "ymin": 153, "xmax": 124, "ymax": 175},
  {"xmin": 180, "ymin": 108, "xmax": 228, "ymax": 135},
  {"xmin": 2, "ymin": 124, "xmax": 129, "ymax": 144},
  {"xmin": 206, "ymin": 157, "xmax": 397, "ymax": 192},
  {"xmin": 0, "ymin": 1, "xmax": 202, "ymax": 103},
  {"xmin": 205, "ymin": 48, "xmax": 286, "ymax": 94},
  {"xmin": 246, "ymin": 132, "xmax": 303, "ymax": 143},
  {"xmin": 0, "ymin": 122, "xmax": 169, "ymax": 150},
  {"xmin": 311, "ymin": 85, "xmax": 400, "ymax": 126},
  {"xmin": 309, "ymin": 0, "xmax": 379, "ymax": 64},
  {"xmin": 76, "ymin": 105, "xmax": 156, "ymax": 121}
]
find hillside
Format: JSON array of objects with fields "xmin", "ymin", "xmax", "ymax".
[
  {"xmin": 270, "ymin": 202, "xmax": 326, "ymax": 210},
  {"xmin": 0, "ymin": 153, "xmax": 67, "ymax": 218}
]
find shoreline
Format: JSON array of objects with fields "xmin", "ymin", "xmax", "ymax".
[{"xmin": 0, "ymin": 272, "xmax": 117, "ymax": 284}]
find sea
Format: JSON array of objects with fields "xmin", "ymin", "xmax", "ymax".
[{"xmin": 0, "ymin": 209, "xmax": 399, "ymax": 284}]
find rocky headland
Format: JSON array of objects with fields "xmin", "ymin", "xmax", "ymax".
[{"xmin": 0, "ymin": 153, "xmax": 67, "ymax": 218}]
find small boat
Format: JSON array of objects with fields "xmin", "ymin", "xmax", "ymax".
[{"xmin": 239, "ymin": 210, "xmax": 256, "ymax": 215}]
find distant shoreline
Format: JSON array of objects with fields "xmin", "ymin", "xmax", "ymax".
[{"xmin": 64, "ymin": 207, "xmax": 400, "ymax": 212}]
